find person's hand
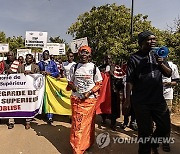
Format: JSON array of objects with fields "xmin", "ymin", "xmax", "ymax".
[
  {"xmin": 122, "ymin": 98, "xmax": 131, "ymax": 116},
  {"xmin": 56, "ymin": 76, "xmax": 61, "ymax": 80},
  {"xmin": 156, "ymin": 57, "xmax": 164, "ymax": 65},
  {"xmin": 163, "ymin": 82, "xmax": 171, "ymax": 87},
  {"xmin": 41, "ymin": 71, "xmax": 50, "ymax": 75},
  {"xmin": 71, "ymin": 85, "xmax": 78, "ymax": 92},
  {"xmin": 83, "ymin": 91, "xmax": 91, "ymax": 99},
  {"xmin": 5, "ymin": 69, "xmax": 12, "ymax": 75},
  {"xmin": 24, "ymin": 70, "xmax": 32, "ymax": 75},
  {"xmin": 41, "ymin": 71, "xmax": 46, "ymax": 75},
  {"xmin": 46, "ymin": 72, "xmax": 51, "ymax": 75}
]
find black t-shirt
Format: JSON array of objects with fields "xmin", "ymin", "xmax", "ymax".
[{"xmin": 126, "ymin": 50, "xmax": 171, "ymax": 104}]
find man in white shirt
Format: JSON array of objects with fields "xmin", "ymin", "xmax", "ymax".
[
  {"xmin": 162, "ymin": 61, "xmax": 179, "ymax": 152},
  {"xmin": 163, "ymin": 61, "xmax": 180, "ymax": 113},
  {"xmin": 62, "ymin": 51, "xmax": 76, "ymax": 78}
]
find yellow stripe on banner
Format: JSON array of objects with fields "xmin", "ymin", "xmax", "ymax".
[{"xmin": 45, "ymin": 76, "xmax": 72, "ymax": 115}]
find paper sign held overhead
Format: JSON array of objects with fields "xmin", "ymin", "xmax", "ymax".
[
  {"xmin": 70, "ymin": 37, "xmax": 88, "ymax": 53},
  {"xmin": 25, "ymin": 31, "xmax": 48, "ymax": 48},
  {"xmin": 43, "ymin": 43, "xmax": 60, "ymax": 55},
  {"xmin": 17, "ymin": 49, "xmax": 32, "ymax": 59},
  {"xmin": 0, "ymin": 44, "xmax": 9, "ymax": 53},
  {"xmin": 59, "ymin": 43, "xmax": 66, "ymax": 55}
]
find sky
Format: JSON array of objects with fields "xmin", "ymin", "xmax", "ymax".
[{"xmin": 0, "ymin": 0, "xmax": 180, "ymax": 44}]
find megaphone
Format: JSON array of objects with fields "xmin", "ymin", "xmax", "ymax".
[{"xmin": 151, "ymin": 46, "xmax": 169, "ymax": 58}]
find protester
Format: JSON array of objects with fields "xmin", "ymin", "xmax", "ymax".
[
  {"xmin": 67, "ymin": 45, "xmax": 102, "ymax": 154},
  {"xmin": 55, "ymin": 56, "xmax": 63, "ymax": 77},
  {"xmin": 62, "ymin": 50, "xmax": 76, "ymax": 78},
  {"xmin": 124, "ymin": 30, "xmax": 172, "ymax": 154},
  {"xmin": 50, "ymin": 54, "xmax": 55, "ymax": 61},
  {"xmin": 120, "ymin": 62, "xmax": 138, "ymax": 131},
  {"xmin": 0, "ymin": 51, "xmax": 19, "ymax": 129},
  {"xmin": 17, "ymin": 54, "xmax": 40, "ymax": 129},
  {"xmin": 100, "ymin": 55, "xmax": 121, "ymax": 131},
  {"xmin": 163, "ymin": 61, "xmax": 180, "ymax": 113},
  {"xmin": 18, "ymin": 56, "xmax": 24, "ymax": 65},
  {"xmin": 162, "ymin": 60, "xmax": 179, "ymax": 152},
  {"xmin": 38, "ymin": 50, "xmax": 59, "ymax": 124}
]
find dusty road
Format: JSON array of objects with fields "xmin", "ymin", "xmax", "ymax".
[{"xmin": 0, "ymin": 115, "xmax": 179, "ymax": 154}]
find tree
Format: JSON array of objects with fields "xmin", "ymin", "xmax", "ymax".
[
  {"xmin": 6, "ymin": 36, "xmax": 25, "ymax": 52},
  {"xmin": 67, "ymin": 4, "xmax": 164, "ymax": 65},
  {"xmin": 0, "ymin": 31, "xmax": 6, "ymax": 43},
  {"xmin": 164, "ymin": 17, "xmax": 180, "ymax": 107},
  {"xmin": 165, "ymin": 16, "xmax": 180, "ymax": 66}
]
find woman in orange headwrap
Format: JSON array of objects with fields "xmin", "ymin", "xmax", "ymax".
[{"xmin": 67, "ymin": 45, "xmax": 102, "ymax": 154}]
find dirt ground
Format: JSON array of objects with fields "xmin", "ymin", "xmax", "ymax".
[
  {"xmin": 0, "ymin": 114, "xmax": 179, "ymax": 154},
  {"xmin": 171, "ymin": 114, "xmax": 180, "ymax": 127}
]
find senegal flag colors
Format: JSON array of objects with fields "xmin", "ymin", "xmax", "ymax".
[{"xmin": 44, "ymin": 76, "xmax": 72, "ymax": 115}]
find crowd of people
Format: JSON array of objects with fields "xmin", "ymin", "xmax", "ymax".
[{"xmin": 0, "ymin": 30, "xmax": 179, "ymax": 154}]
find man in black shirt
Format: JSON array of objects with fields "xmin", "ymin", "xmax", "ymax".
[{"xmin": 124, "ymin": 31, "xmax": 172, "ymax": 154}]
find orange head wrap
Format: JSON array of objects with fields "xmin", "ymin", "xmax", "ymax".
[{"xmin": 78, "ymin": 45, "xmax": 92, "ymax": 53}]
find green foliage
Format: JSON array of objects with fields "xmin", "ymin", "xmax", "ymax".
[
  {"xmin": 67, "ymin": 3, "xmax": 180, "ymax": 107},
  {"xmin": 6, "ymin": 36, "xmax": 25, "ymax": 53},
  {"xmin": 0, "ymin": 31, "xmax": 6, "ymax": 43},
  {"xmin": 67, "ymin": 4, "xmax": 166, "ymax": 65}
]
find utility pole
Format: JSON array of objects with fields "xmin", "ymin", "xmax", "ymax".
[{"xmin": 130, "ymin": 0, "xmax": 134, "ymax": 39}]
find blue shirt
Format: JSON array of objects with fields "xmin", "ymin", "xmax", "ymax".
[{"xmin": 38, "ymin": 60, "xmax": 59, "ymax": 78}]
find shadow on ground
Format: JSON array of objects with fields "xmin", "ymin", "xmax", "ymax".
[{"xmin": 31, "ymin": 115, "xmax": 72, "ymax": 154}]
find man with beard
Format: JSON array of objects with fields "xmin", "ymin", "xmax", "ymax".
[{"xmin": 124, "ymin": 31, "xmax": 172, "ymax": 154}]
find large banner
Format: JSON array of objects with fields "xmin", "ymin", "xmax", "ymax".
[
  {"xmin": 44, "ymin": 76, "xmax": 72, "ymax": 115},
  {"xmin": 0, "ymin": 74, "xmax": 45, "ymax": 118}
]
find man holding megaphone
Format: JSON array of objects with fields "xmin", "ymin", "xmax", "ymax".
[{"xmin": 123, "ymin": 30, "xmax": 172, "ymax": 154}]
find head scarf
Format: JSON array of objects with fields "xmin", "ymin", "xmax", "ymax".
[{"xmin": 78, "ymin": 45, "xmax": 92, "ymax": 53}]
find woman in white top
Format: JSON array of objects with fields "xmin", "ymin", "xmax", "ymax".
[{"xmin": 67, "ymin": 45, "xmax": 102, "ymax": 154}]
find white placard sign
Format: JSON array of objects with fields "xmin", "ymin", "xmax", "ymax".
[
  {"xmin": 59, "ymin": 43, "xmax": 66, "ymax": 55},
  {"xmin": 0, "ymin": 44, "xmax": 9, "ymax": 53},
  {"xmin": 43, "ymin": 43, "xmax": 60, "ymax": 55},
  {"xmin": 17, "ymin": 49, "xmax": 31, "ymax": 59},
  {"xmin": 25, "ymin": 31, "xmax": 48, "ymax": 48},
  {"xmin": 31, "ymin": 52, "xmax": 42, "ymax": 63},
  {"xmin": 70, "ymin": 37, "xmax": 88, "ymax": 53}
]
